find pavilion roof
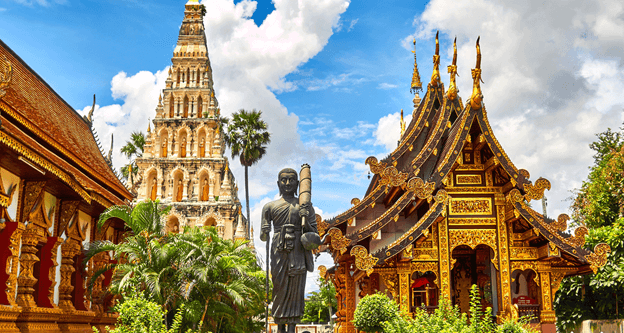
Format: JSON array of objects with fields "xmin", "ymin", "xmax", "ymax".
[
  {"xmin": 320, "ymin": 35, "xmax": 608, "ymax": 277},
  {"xmin": 0, "ymin": 39, "xmax": 133, "ymax": 206}
]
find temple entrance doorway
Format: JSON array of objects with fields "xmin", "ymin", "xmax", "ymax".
[
  {"xmin": 451, "ymin": 245, "xmax": 498, "ymax": 315},
  {"xmin": 410, "ymin": 270, "xmax": 438, "ymax": 313}
]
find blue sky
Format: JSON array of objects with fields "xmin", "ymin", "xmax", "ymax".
[{"xmin": 2, "ymin": 0, "xmax": 624, "ymax": 292}]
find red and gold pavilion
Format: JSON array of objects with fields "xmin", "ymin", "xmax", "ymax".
[
  {"xmin": 318, "ymin": 35, "xmax": 609, "ymax": 333},
  {"xmin": 0, "ymin": 39, "xmax": 133, "ymax": 333}
]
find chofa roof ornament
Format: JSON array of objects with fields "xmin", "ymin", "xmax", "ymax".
[{"xmin": 470, "ymin": 36, "xmax": 484, "ymax": 110}]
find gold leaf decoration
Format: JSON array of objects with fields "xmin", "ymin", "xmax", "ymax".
[
  {"xmin": 379, "ymin": 166, "xmax": 409, "ymax": 188},
  {"xmin": 404, "ymin": 177, "xmax": 435, "ymax": 200},
  {"xmin": 351, "ymin": 245, "xmax": 378, "ymax": 276},
  {"xmin": 317, "ymin": 215, "xmax": 328, "ymax": 237},
  {"xmin": 318, "ymin": 265, "xmax": 327, "ymax": 279},
  {"xmin": 351, "ymin": 198, "xmax": 361, "ymax": 206},
  {"xmin": 524, "ymin": 177, "xmax": 551, "ymax": 202},
  {"xmin": 551, "ymin": 214, "xmax": 569, "ymax": 232},
  {"xmin": 0, "ymin": 54, "xmax": 12, "ymax": 99},
  {"xmin": 587, "ymin": 243, "xmax": 611, "ymax": 274},
  {"xmin": 569, "ymin": 226, "xmax": 588, "ymax": 247},
  {"xmin": 327, "ymin": 228, "xmax": 349, "ymax": 255},
  {"xmin": 365, "ymin": 156, "xmax": 386, "ymax": 175}
]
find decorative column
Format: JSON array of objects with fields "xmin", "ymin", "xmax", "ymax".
[
  {"xmin": 345, "ymin": 260, "xmax": 356, "ymax": 333},
  {"xmin": 495, "ymin": 193, "xmax": 512, "ymax": 319},
  {"xmin": 16, "ymin": 225, "xmax": 45, "ymax": 308},
  {"xmin": 398, "ymin": 263, "xmax": 411, "ymax": 313},
  {"xmin": 0, "ymin": 221, "xmax": 25, "ymax": 333},
  {"xmin": 438, "ymin": 217, "xmax": 451, "ymax": 302},
  {"xmin": 183, "ymin": 179, "xmax": 189, "ymax": 200},
  {"xmin": 58, "ymin": 239, "xmax": 81, "ymax": 311},
  {"xmin": 538, "ymin": 265, "xmax": 556, "ymax": 328}
]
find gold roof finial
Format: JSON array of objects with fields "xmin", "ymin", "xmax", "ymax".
[
  {"xmin": 430, "ymin": 31, "xmax": 441, "ymax": 87},
  {"xmin": 410, "ymin": 38, "xmax": 422, "ymax": 94},
  {"xmin": 447, "ymin": 37, "xmax": 459, "ymax": 100},
  {"xmin": 147, "ymin": 118, "xmax": 151, "ymax": 133},
  {"xmin": 400, "ymin": 109, "xmax": 406, "ymax": 137},
  {"xmin": 470, "ymin": 36, "xmax": 484, "ymax": 110}
]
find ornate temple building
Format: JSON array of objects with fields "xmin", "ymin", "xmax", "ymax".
[
  {"xmin": 0, "ymin": 39, "xmax": 133, "ymax": 332},
  {"xmin": 317, "ymin": 35, "xmax": 610, "ymax": 333},
  {"xmin": 135, "ymin": 0, "xmax": 247, "ymax": 240}
]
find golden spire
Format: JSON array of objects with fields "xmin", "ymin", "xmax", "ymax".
[
  {"xmin": 470, "ymin": 36, "xmax": 484, "ymax": 110},
  {"xmin": 400, "ymin": 109, "xmax": 406, "ymax": 137},
  {"xmin": 430, "ymin": 31, "xmax": 441, "ymax": 87},
  {"xmin": 410, "ymin": 38, "xmax": 422, "ymax": 94},
  {"xmin": 147, "ymin": 118, "xmax": 151, "ymax": 133},
  {"xmin": 447, "ymin": 37, "xmax": 459, "ymax": 100}
]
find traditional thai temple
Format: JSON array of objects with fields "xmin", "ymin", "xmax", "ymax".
[
  {"xmin": 318, "ymin": 34, "xmax": 610, "ymax": 333},
  {"xmin": 135, "ymin": 0, "xmax": 247, "ymax": 241},
  {"xmin": 0, "ymin": 39, "xmax": 133, "ymax": 332}
]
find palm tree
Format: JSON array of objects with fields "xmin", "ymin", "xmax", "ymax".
[
  {"xmin": 120, "ymin": 131, "xmax": 146, "ymax": 187},
  {"xmin": 222, "ymin": 109, "xmax": 271, "ymax": 236},
  {"xmin": 85, "ymin": 201, "xmax": 267, "ymax": 332}
]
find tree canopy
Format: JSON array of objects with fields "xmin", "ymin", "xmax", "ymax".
[
  {"xmin": 554, "ymin": 124, "xmax": 624, "ymax": 332},
  {"xmin": 86, "ymin": 200, "xmax": 266, "ymax": 332}
]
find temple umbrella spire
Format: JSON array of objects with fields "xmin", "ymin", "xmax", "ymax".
[
  {"xmin": 447, "ymin": 37, "xmax": 459, "ymax": 100},
  {"xmin": 410, "ymin": 38, "xmax": 422, "ymax": 94},
  {"xmin": 470, "ymin": 36, "xmax": 484, "ymax": 110}
]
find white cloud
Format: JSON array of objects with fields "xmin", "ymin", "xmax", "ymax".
[
  {"xmin": 82, "ymin": 0, "xmax": 350, "ymax": 199},
  {"xmin": 78, "ymin": 70, "xmax": 168, "ymax": 174},
  {"xmin": 413, "ymin": 0, "xmax": 624, "ymax": 217},
  {"xmin": 11, "ymin": 0, "xmax": 66, "ymax": 6},
  {"xmin": 374, "ymin": 111, "xmax": 413, "ymax": 151},
  {"xmin": 377, "ymin": 82, "xmax": 398, "ymax": 90},
  {"xmin": 347, "ymin": 18, "xmax": 358, "ymax": 32}
]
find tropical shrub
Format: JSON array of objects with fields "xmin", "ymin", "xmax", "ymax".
[
  {"xmin": 354, "ymin": 285, "xmax": 537, "ymax": 333},
  {"xmin": 352, "ymin": 293, "xmax": 400, "ymax": 332}
]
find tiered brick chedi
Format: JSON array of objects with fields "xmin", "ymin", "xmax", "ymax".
[
  {"xmin": 136, "ymin": 0, "xmax": 246, "ymax": 240},
  {"xmin": 318, "ymin": 35, "xmax": 610, "ymax": 333},
  {"xmin": 0, "ymin": 40, "xmax": 133, "ymax": 332}
]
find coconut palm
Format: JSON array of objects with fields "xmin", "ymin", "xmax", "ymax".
[
  {"xmin": 85, "ymin": 201, "xmax": 266, "ymax": 332},
  {"xmin": 120, "ymin": 131, "xmax": 146, "ymax": 187},
  {"xmin": 222, "ymin": 109, "xmax": 271, "ymax": 236}
]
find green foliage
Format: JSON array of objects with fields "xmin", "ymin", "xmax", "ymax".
[
  {"xmin": 93, "ymin": 290, "xmax": 194, "ymax": 333},
  {"xmin": 222, "ymin": 108, "xmax": 271, "ymax": 233},
  {"xmin": 555, "ymin": 218, "xmax": 624, "ymax": 332},
  {"xmin": 356, "ymin": 286, "xmax": 536, "ymax": 333},
  {"xmin": 352, "ymin": 293, "xmax": 400, "ymax": 332},
  {"xmin": 120, "ymin": 131, "xmax": 146, "ymax": 186},
  {"xmin": 571, "ymin": 126, "xmax": 624, "ymax": 228},
  {"xmin": 555, "ymin": 125, "xmax": 624, "ymax": 332},
  {"xmin": 302, "ymin": 278, "xmax": 337, "ymax": 324},
  {"xmin": 87, "ymin": 200, "xmax": 266, "ymax": 333}
]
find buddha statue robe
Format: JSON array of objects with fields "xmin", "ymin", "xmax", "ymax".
[
  {"xmin": 180, "ymin": 138, "xmax": 187, "ymax": 157},
  {"xmin": 176, "ymin": 180, "xmax": 184, "ymax": 202},
  {"xmin": 201, "ymin": 179, "xmax": 209, "ymax": 201},
  {"xmin": 150, "ymin": 178, "xmax": 157, "ymax": 200}
]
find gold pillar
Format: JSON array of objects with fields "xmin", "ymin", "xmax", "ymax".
[
  {"xmin": 345, "ymin": 261, "xmax": 356, "ymax": 333},
  {"xmin": 5, "ymin": 221, "xmax": 25, "ymax": 306},
  {"xmin": 539, "ymin": 266, "xmax": 556, "ymax": 324},
  {"xmin": 16, "ymin": 225, "xmax": 44, "ymax": 308},
  {"xmin": 398, "ymin": 263, "xmax": 411, "ymax": 313},
  {"xmin": 495, "ymin": 194, "xmax": 512, "ymax": 318},
  {"xmin": 58, "ymin": 239, "xmax": 81, "ymax": 311},
  {"xmin": 438, "ymin": 217, "xmax": 451, "ymax": 302}
]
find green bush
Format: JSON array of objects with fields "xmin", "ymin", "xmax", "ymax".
[
  {"xmin": 92, "ymin": 291, "xmax": 199, "ymax": 333},
  {"xmin": 352, "ymin": 293, "xmax": 400, "ymax": 332},
  {"xmin": 354, "ymin": 285, "xmax": 537, "ymax": 333}
]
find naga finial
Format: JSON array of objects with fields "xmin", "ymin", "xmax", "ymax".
[
  {"xmin": 400, "ymin": 109, "xmax": 406, "ymax": 137},
  {"xmin": 431, "ymin": 31, "xmax": 441, "ymax": 87},
  {"xmin": 470, "ymin": 36, "xmax": 484, "ymax": 110},
  {"xmin": 447, "ymin": 37, "xmax": 459, "ymax": 100}
]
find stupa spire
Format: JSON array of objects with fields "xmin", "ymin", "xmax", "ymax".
[{"xmin": 410, "ymin": 38, "xmax": 422, "ymax": 94}]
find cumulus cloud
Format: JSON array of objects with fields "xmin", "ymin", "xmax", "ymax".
[
  {"xmin": 413, "ymin": 0, "xmax": 624, "ymax": 217},
  {"xmin": 78, "ymin": 70, "xmax": 168, "ymax": 174},
  {"xmin": 374, "ymin": 111, "xmax": 413, "ymax": 151}
]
